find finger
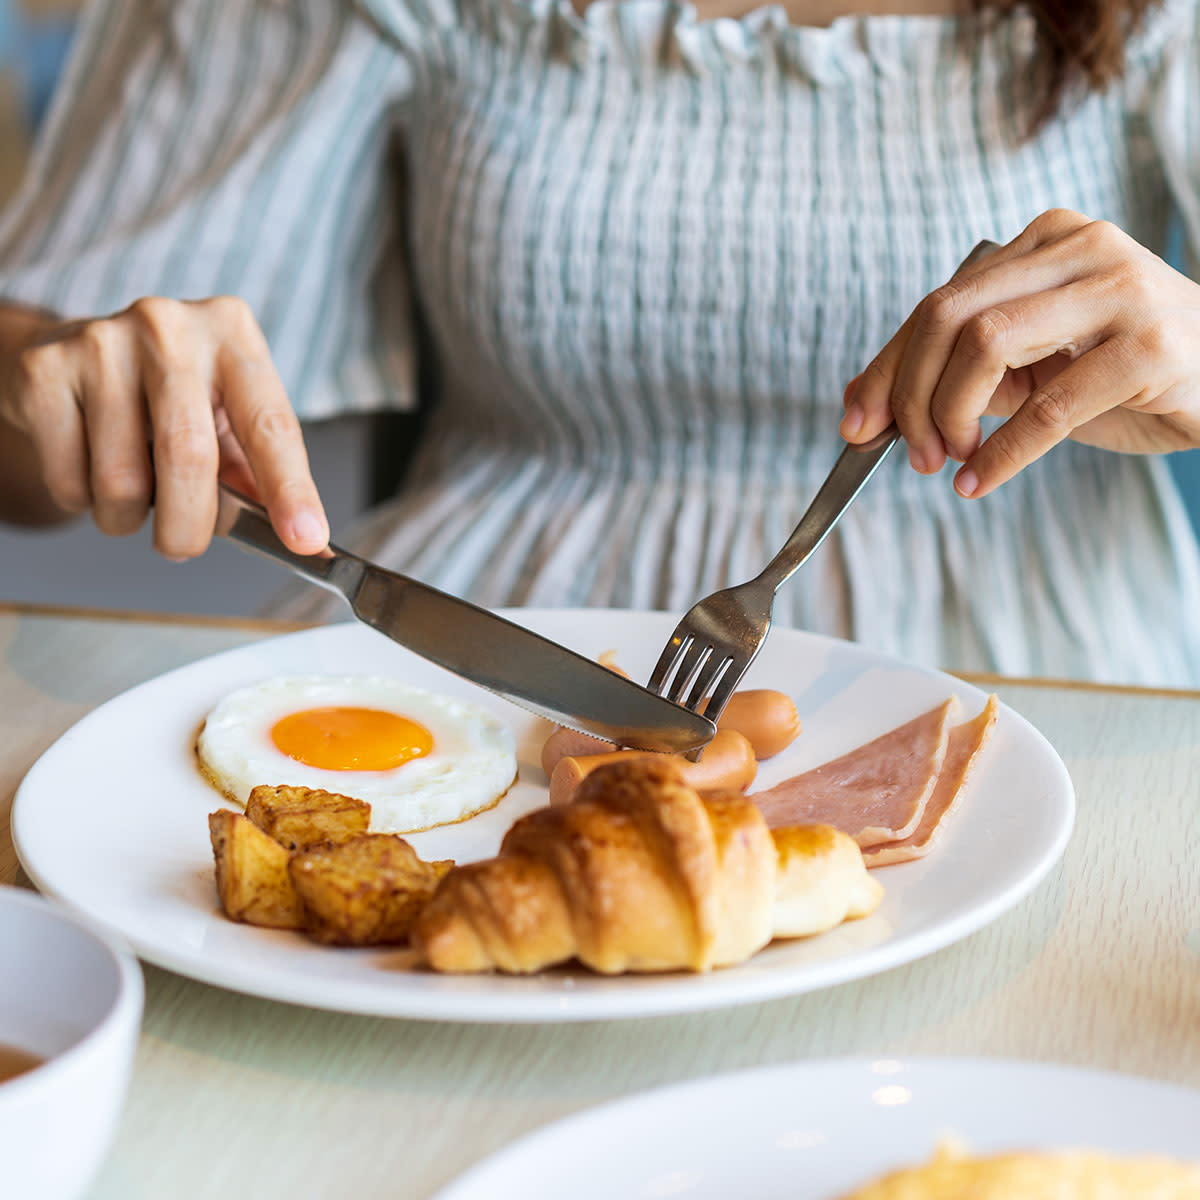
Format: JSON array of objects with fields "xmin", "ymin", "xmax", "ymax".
[
  {"xmin": 135, "ymin": 305, "xmax": 222, "ymax": 559},
  {"xmin": 964, "ymin": 210, "xmax": 1092, "ymax": 268},
  {"xmin": 843, "ymin": 241, "xmax": 1007, "ymax": 457},
  {"xmin": 216, "ymin": 342, "xmax": 329, "ymax": 555},
  {"xmin": 78, "ymin": 324, "xmax": 154, "ymax": 536},
  {"xmin": 147, "ymin": 376, "xmax": 221, "ymax": 559},
  {"xmin": 841, "ymin": 319, "xmax": 917, "ymax": 446},
  {"xmin": 955, "ymin": 337, "xmax": 1144, "ymax": 498},
  {"xmin": 843, "ymin": 218, "xmax": 1093, "ymax": 455},
  {"xmin": 213, "ymin": 403, "xmax": 259, "ymax": 500},
  {"xmin": 839, "ymin": 373, "xmax": 866, "ymax": 438},
  {"xmin": 1006, "ymin": 207, "xmax": 1094, "ymax": 256},
  {"xmin": 887, "ymin": 245, "xmax": 1098, "ymax": 470},
  {"xmin": 927, "ymin": 278, "xmax": 1119, "ymax": 462},
  {"xmin": 122, "ymin": 297, "xmax": 225, "ymax": 559},
  {"xmin": 6, "ymin": 342, "xmax": 92, "ymax": 514}
]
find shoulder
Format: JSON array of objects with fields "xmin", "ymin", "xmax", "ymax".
[{"xmin": 1124, "ymin": 0, "xmax": 1200, "ymax": 67}]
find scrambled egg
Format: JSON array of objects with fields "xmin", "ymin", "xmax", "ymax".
[{"xmin": 841, "ymin": 1144, "xmax": 1200, "ymax": 1199}]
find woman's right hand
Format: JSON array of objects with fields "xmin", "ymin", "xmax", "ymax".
[{"xmin": 0, "ymin": 294, "xmax": 329, "ymax": 559}]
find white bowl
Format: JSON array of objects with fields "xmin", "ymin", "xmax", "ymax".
[{"xmin": 0, "ymin": 885, "xmax": 144, "ymax": 1200}]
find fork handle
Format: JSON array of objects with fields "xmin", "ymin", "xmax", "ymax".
[
  {"xmin": 757, "ymin": 238, "xmax": 1002, "ymax": 594},
  {"xmin": 756, "ymin": 425, "xmax": 900, "ymax": 592}
]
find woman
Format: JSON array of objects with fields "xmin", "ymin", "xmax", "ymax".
[{"xmin": 1, "ymin": 0, "xmax": 1199, "ymax": 683}]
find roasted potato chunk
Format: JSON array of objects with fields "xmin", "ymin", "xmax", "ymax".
[
  {"xmin": 288, "ymin": 835, "xmax": 453, "ymax": 946},
  {"xmin": 208, "ymin": 810, "xmax": 305, "ymax": 929},
  {"xmin": 245, "ymin": 784, "xmax": 371, "ymax": 851}
]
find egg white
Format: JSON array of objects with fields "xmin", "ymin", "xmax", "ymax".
[{"xmin": 196, "ymin": 674, "xmax": 517, "ymax": 832}]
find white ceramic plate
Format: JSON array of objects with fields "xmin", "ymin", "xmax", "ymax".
[
  {"xmin": 13, "ymin": 609, "xmax": 1073, "ymax": 1023},
  {"xmin": 431, "ymin": 1058, "xmax": 1200, "ymax": 1198}
]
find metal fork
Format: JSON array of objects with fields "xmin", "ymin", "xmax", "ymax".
[
  {"xmin": 646, "ymin": 239, "xmax": 1002, "ymax": 736},
  {"xmin": 645, "ymin": 423, "xmax": 900, "ymax": 730}
]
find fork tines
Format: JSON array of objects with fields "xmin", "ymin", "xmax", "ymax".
[{"xmin": 648, "ymin": 632, "xmax": 733, "ymax": 711}]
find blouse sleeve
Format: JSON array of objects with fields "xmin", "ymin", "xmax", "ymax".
[
  {"xmin": 1141, "ymin": 0, "xmax": 1200, "ymax": 280},
  {"xmin": 0, "ymin": 0, "xmax": 419, "ymax": 418}
]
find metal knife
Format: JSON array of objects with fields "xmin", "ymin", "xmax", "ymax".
[{"xmin": 215, "ymin": 483, "xmax": 716, "ymax": 755}]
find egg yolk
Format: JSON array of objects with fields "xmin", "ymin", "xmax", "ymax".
[{"xmin": 270, "ymin": 707, "xmax": 433, "ymax": 771}]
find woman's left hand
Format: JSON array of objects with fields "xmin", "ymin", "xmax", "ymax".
[{"xmin": 840, "ymin": 208, "xmax": 1200, "ymax": 498}]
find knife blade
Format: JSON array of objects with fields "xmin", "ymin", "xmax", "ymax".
[{"xmin": 214, "ymin": 484, "xmax": 716, "ymax": 755}]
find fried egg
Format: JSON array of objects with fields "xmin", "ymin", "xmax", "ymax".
[{"xmin": 196, "ymin": 675, "xmax": 517, "ymax": 832}]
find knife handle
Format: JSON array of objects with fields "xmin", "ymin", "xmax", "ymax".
[{"xmin": 214, "ymin": 483, "xmax": 363, "ymax": 600}]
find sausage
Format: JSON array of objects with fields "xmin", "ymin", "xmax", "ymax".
[
  {"xmin": 540, "ymin": 688, "xmax": 801, "ymax": 778},
  {"xmin": 535, "ymin": 653, "xmax": 632, "ymax": 777},
  {"xmin": 540, "ymin": 727, "xmax": 615, "ymax": 778},
  {"xmin": 711, "ymin": 690, "xmax": 801, "ymax": 759},
  {"xmin": 548, "ymin": 728, "xmax": 758, "ymax": 807}
]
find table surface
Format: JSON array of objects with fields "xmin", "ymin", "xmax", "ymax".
[{"xmin": 2, "ymin": 602, "xmax": 1199, "ymax": 1199}]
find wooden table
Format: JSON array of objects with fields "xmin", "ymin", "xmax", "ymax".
[{"xmin": 2, "ymin": 602, "xmax": 1198, "ymax": 1199}]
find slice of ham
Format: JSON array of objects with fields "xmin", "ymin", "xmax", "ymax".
[
  {"xmin": 750, "ymin": 698, "xmax": 958, "ymax": 848},
  {"xmin": 863, "ymin": 694, "xmax": 998, "ymax": 868}
]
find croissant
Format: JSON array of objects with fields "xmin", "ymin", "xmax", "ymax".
[{"xmin": 412, "ymin": 758, "xmax": 883, "ymax": 975}]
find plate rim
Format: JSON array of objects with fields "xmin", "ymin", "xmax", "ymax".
[
  {"xmin": 13, "ymin": 608, "xmax": 1076, "ymax": 1023},
  {"xmin": 429, "ymin": 1055, "xmax": 1200, "ymax": 1199}
]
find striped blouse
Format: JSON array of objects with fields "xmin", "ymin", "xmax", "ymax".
[{"xmin": 3, "ymin": 0, "xmax": 1200, "ymax": 684}]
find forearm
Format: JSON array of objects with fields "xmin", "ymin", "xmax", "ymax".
[{"xmin": 0, "ymin": 300, "xmax": 74, "ymax": 526}]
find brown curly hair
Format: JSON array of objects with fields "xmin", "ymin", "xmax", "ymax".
[{"xmin": 976, "ymin": 0, "xmax": 1162, "ymax": 126}]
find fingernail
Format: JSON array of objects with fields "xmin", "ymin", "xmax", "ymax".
[
  {"xmin": 955, "ymin": 468, "xmax": 979, "ymax": 498},
  {"xmin": 908, "ymin": 445, "xmax": 926, "ymax": 473},
  {"xmin": 291, "ymin": 510, "xmax": 328, "ymax": 549},
  {"xmin": 840, "ymin": 404, "xmax": 864, "ymax": 438}
]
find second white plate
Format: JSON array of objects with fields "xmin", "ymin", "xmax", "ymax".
[
  {"xmin": 432, "ymin": 1058, "xmax": 1200, "ymax": 1199},
  {"xmin": 13, "ymin": 609, "xmax": 1074, "ymax": 1022}
]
